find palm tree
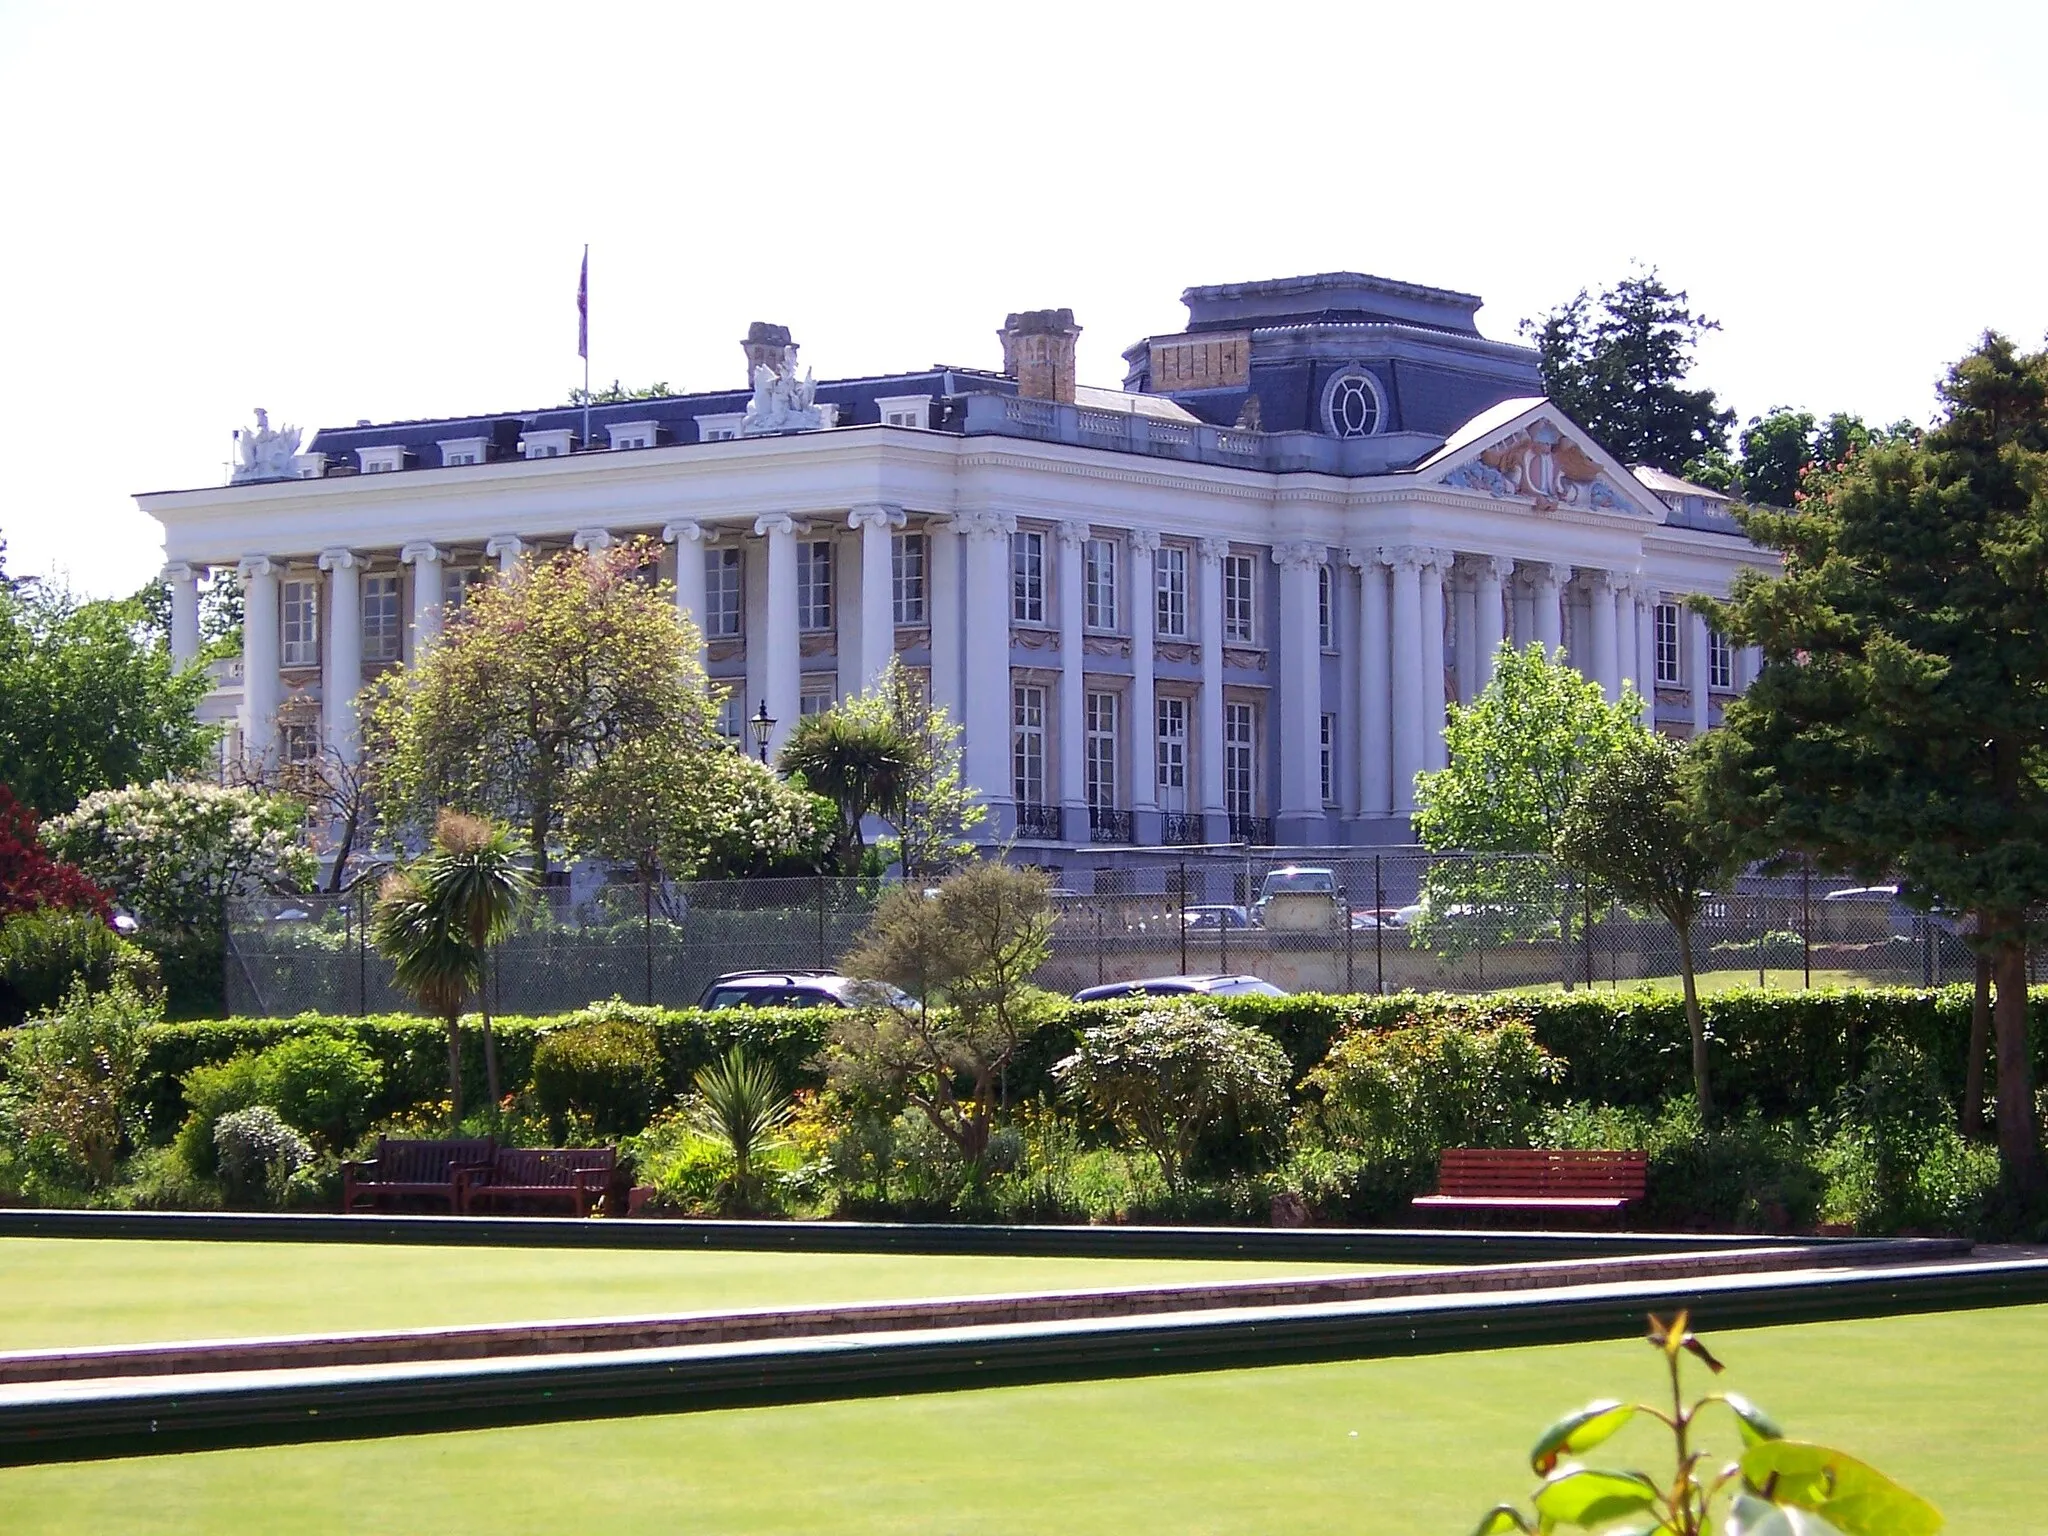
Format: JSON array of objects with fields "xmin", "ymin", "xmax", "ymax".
[
  {"xmin": 687, "ymin": 1047, "xmax": 793, "ymax": 1211},
  {"xmin": 777, "ymin": 711, "xmax": 914, "ymax": 870},
  {"xmin": 371, "ymin": 810, "xmax": 529, "ymax": 1120}
]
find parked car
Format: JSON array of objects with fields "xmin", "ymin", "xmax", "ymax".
[
  {"xmin": 696, "ymin": 971, "xmax": 897, "ymax": 1009},
  {"xmin": 1181, "ymin": 903, "xmax": 1251, "ymax": 930},
  {"xmin": 1250, "ymin": 866, "xmax": 1346, "ymax": 930},
  {"xmin": 1071, "ymin": 973, "xmax": 1287, "ymax": 1003}
]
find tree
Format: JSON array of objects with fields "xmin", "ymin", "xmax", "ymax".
[
  {"xmin": 778, "ymin": 707, "xmax": 915, "ymax": 869},
  {"xmin": 565, "ymin": 380, "xmax": 674, "ymax": 407},
  {"xmin": 1522, "ymin": 265, "xmax": 1735, "ymax": 474},
  {"xmin": 363, "ymin": 540, "xmax": 721, "ymax": 873},
  {"xmin": 1412, "ymin": 644, "xmax": 1649, "ymax": 959},
  {"xmin": 232, "ymin": 696, "xmax": 376, "ymax": 892},
  {"xmin": 840, "ymin": 658, "xmax": 984, "ymax": 876},
  {"xmin": 834, "ymin": 861, "xmax": 1056, "ymax": 1166},
  {"xmin": 1556, "ymin": 734, "xmax": 1742, "ymax": 1116},
  {"xmin": 371, "ymin": 810, "xmax": 529, "ymax": 1118},
  {"xmin": 0, "ymin": 785, "xmax": 108, "ymax": 920},
  {"xmin": 1053, "ymin": 1002, "xmax": 1290, "ymax": 1193},
  {"xmin": 1733, "ymin": 407, "xmax": 1820, "ymax": 509},
  {"xmin": 0, "ymin": 581, "xmax": 215, "ymax": 818},
  {"xmin": 43, "ymin": 781, "xmax": 315, "ymax": 939},
  {"xmin": 687, "ymin": 1047, "xmax": 793, "ymax": 1211},
  {"xmin": 1702, "ymin": 332, "xmax": 2048, "ymax": 1199}
]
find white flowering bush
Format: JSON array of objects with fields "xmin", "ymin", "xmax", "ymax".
[{"xmin": 43, "ymin": 780, "xmax": 316, "ymax": 936}]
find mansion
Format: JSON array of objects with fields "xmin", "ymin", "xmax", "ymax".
[{"xmin": 143, "ymin": 270, "xmax": 1769, "ymax": 850}]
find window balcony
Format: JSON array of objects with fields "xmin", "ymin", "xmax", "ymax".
[
  {"xmin": 1088, "ymin": 806, "xmax": 1133, "ymax": 845},
  {"xmin": 1160, "ymin": 812, "xmax": 1203, "ymax": 846},
  {"xmin": 1227, "ymin": 813, "xmax": 1274, "ymax": 845},
  {"xmin": 1014, "ymin": 802, "xmax": 1062, "ymax": 841}
]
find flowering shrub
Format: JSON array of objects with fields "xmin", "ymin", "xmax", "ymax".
[
  {"xmin": 1, "ymin": 977, "xmax": 151, "ymax": 1188},
  {"xmin": 213, "ymin": 1105, "xmax": 311, "ymax": 1208},
  {"xmin": 43, "ymin": 779, "xmax": 316, "ymax": 936}
]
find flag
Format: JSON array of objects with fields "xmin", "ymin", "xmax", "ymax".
[{"xmin": 577, "ymin": 246, "xmax": 588, "ymax": 361}]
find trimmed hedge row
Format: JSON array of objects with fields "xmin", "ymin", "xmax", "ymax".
[{"xmin": 107, "ymin": 985, "xmax": 2047, "ymax": 1146}]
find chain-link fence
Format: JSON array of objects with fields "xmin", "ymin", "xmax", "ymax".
[{"xmin": 225, "ymin": 853, "xmax": 1989, "ymax": 1019}]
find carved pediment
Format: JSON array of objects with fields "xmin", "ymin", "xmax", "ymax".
[{"xmin": 1442, "ymin": 419, "xmax": 1632, "ymax": 513}]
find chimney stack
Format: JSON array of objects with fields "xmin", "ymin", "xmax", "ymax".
[
  {"xmin": 998, "ymin": 308, "xmax": 1081, "ymax": 404},
  {"xmin": 743, "ymin": 321, "xmax": 795, "ymax": 384}
]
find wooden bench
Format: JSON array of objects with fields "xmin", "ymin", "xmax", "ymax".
[
  {"xmin": 458, "ymin": 1147, "xmax": 619, "ymax": 1218},
  {"xmin": 1411, "ymin": 1148, "xmax": 1648, "ymax": 1224},
  {"xmin": 342, "ymin": 1137, "xmax": 496, "ymax": 1214}
]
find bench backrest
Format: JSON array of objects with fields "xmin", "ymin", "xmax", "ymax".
[
  {"xmin": 1435, "ymin": 1147, "xmax": 1648, "ymax": 1199},
  {"xmin": 375, "ymin": 1137, "xmax": 496, "ymax": 1184},
  {"xmin": 489, "ymin": 1147, "xmax": 618, "ymax": 1186}
]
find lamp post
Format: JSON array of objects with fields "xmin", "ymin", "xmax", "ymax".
[{"xmin": 749, "ymin": 699, "xmax": 776, "ymax": 763}]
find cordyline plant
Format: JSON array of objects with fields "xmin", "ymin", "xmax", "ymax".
[{"xmin": 1470, "ymin": 1312, "xmax": 1939, "ymax": 1536}]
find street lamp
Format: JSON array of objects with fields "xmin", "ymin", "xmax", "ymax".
[{"xmin": 749, "ymin": 699, "xmax": 776, "ymax": 763}]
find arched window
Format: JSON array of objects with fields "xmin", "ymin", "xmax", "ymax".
[{"xmin": 1321, "ymin": 369, "xmax": 1384, "ymax": 438}]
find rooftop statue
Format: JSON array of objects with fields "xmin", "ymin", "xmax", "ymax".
[
  {"xmin": 741, "ymin": 345, "xmax": 823, "ymax": 436},
  {"xmin": 229, "ymin": 407, "xmax": 303, "ymax": 483}
]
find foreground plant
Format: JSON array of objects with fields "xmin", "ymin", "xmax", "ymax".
[{"xmin": 1470, "ymin": 1312, "xmax": 1940, "ymax": 1536}]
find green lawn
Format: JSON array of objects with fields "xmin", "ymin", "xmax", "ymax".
[
  {"xmin": 0, "ymin": 1238, "xmax": 1390, "ymax": 1349},
  {"xmin": 3, "ymin": 1305, "xmax": 2039, "ymax": 1533},
  {"xmin": 1494, "ymin": 967, "xmax": 1890, "ymax": 997}
]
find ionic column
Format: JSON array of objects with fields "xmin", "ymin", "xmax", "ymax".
[
  {"xmin": 571, "ymin": 527, "xmax": 614, "ymax": 554},
  {"xmin": 1587, "ymin": 570, "xmax": 1619, "ymax": 701},
  {"xmin": 317, "ymin": 548, "xmax": 363, "ymax": 761},
  {"xmin": 400, "ymin": 542, "xmax": 444, "ymax": 654},
  {"xmin": 1389, "ymin": 547, "xmax": 1426, "ymax": 813},
  {"xmin": 1197, "ymin": 537, "xmax": 1230, "ymax": 832},
  {"xmin": 754, "ymin": 515, "xmax": 801, "ymax": 760},
  {"xmin": 927, "ymin": 519, "xmax": 962, "ymax": 724},
  {"xmin": 1421, "ymin": 549, "xmax": 1451, "ymax": 772},
  {"xmin": 1689, "ymin": 607, "xmax": 1712, "ymax": 736},
  {"xmin": 1129, "ymin": 529, "xmax": 1160, "ymax": 814},
  {"xmin": 1633, "ymin": 585, "xmax": 1658, "ymax": 725},
  {"xmin": 484, "ymin": 535, "xmax": 525, "ymax": 575},
  {"xmin": 1273, "ymin": 541, "xmax": 1325, "ymax": 821},
  {"xmin": 1534, "ymin": 562, "xmax": 1569, "ymax": 655},
  {"xmin": 164, "ymin": 563, "xmax": 200, "ymax": 666},
  {"xmin": 956, "ymin": 511, "xmax": 1015, "ymax": 816},
  {"xmin": 1348, "ymin": 547, "xmax": 1391, "ymax": 817},
  {"xmin": 849, "ymin": 504, "xmax": 904, "ymax": 693},
  {"xmin": 1056, "ymin": 519, "xmax": 1089, "ymax": 832},
  {"xmin": 661, "ymin": 520, "xmax": 711, "ymax": 670},
  {"xmin": 1476, "ymin": 556, "xmax": 1511, "ymax": 687},
  {"xmin": 237, "ymin": 555, "xmax": 280, "ymax": 766}
]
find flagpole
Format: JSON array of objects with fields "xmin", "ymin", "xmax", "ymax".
[{"xmin": 580, "ymin": 244, "xmax": 591, "ymax": 450}]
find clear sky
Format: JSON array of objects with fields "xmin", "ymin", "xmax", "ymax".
[{"xmin": 1, "ymin": 0, "xmax": 2042, "ymax": 598}]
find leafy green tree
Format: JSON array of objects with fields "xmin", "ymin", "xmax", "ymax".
[
  {"xmin": 0, "ymin": 581, "xmax": 214, "ymax": 817},
  {"xmin": 363, "ymin": 540, "xmax": 721, "ymax": 874},
  {"xmin": 687, "ymin": 1047, "xmax": 794, "ymax": 1211},
  {"xmin": 1522, "ymin": 265, "xmax": 1735, "ymax": 474},
  {"xmin": 1556, "ymin": 734, "xmax": 1742, "ymax": 1116},
  {"xmin": 566, "ymin": 380, "xmax": 674, "ymax": 407},
  {"xmin": 1702, "ymin": 332, "xmax": 2048, "ymax": 1199},
  {"xmin": 844, "ymin": 658, "xmax": 985, "ymax": 876},
  {"xmin": 835, "ymin": 861, "xmax": 1056, "ymax": 1166},
  {"xmin": 1053, "ymin": 1002, "xmax": 1290, "ymax": 1193},
  {"xmin": 1734, "ymin": 407, "xmax": 1819, "ymax": 509},
  {"xmin": 779, "ymin": 707, "xmax": 915, "ymax": 869},
  {"xmin": 1412, "ymin": 644, "xmax": 1648, "ymax": 960}
]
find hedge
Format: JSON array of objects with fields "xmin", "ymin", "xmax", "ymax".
[{"xmin": 36, "ymin": 985, "xmax": 2047, "ymax": 1147}]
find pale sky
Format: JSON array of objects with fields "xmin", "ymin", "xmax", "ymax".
[{"xmin": 2, "ymin": 0, "xmax": 2042, "ymax": 599}]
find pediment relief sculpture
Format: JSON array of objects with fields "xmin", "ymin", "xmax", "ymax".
[{"xmin": 1441, "ymin": 419, "xmax": 1629, "ymax": 512}]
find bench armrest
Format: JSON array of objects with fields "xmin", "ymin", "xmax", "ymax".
[{"xmin": 341, "ymin": 1159, "xmax": 379, "ymax": 1176}]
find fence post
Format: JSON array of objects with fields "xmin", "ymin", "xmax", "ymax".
[
  {"xmin": 643, "ymin": 867, "xmax": 655, "ymax": 1006},
  {"xmin": 1096, "ymin": 905, "xmax": 1105, "ymax": 986},
  {"xmin": 1583, "ymin": 888, "xmax": 1595, "ymax": 988},
  {"xmin": 1344, "ymin": 881, "xmax": 1355, "ymax": 994},
  {"xmin": 1801, "ymin": 859, "xmax": 1812, "ymax": 990},
  {"xmin": 357, "ymin": 886, "xmax": 369, "ymax": 1018},
  {"xmin": 1373, "ymin": 853, "xmax": 1384, "ymax": 996},
  {"xmin": 1178, "ymin": 860, "xmax": 1189, "ymax": 975},
  {"xmin": 816, "ymin": 877, "xmax": 828, "ymax": 969}
]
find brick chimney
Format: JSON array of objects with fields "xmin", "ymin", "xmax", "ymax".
[
  {"xmin": 998, "ymin": 309, "xmax": 1081, "ymax": 403},
  {"xmin": 742, "ymin": 321, "xmax": 794, "ymax": 383}
]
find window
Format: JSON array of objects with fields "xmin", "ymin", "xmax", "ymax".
[
  {"xmin": 800, "ymin": 683, "xmax": 835, "ymax": 717},
  {"xmin": 280, "ymin": 722, "xmax": 320, "ymax": 765},
  {"xmin": 1224, "ymin": 702, "xmax": 1257, "ymax": 816},
  {"xmin": 522, "ymin": 429, "xmax": 574, "ymax": 459},
  {"xmin": 1708, "ymin": 628, "xmax": 1733, "ymax": 691},
  {"xmin": 715, "ymin": 691, "xmax": 743, "ymax": 744},
  {"xmin": 607, "ymin": 421, "xmax": 658, "ymax": 451},
  {"xmin": 280, "ymin": 578, "xmax": 319, "ymax": 667},
  {"xmin": 1655, "ymin": 603, "xmax": 1681, "ymax": 685},
  {"xmin": 694, "ymin": 413, "xmax": 744, "ymax": 442},
  {"xmin": 1156, "ymin": 697, "xmax": 1188, "ymax": 806},
  {"xmin": 531, "ymin": 444, "xmax": 561, "ymax": 457},
  {"xmin": 1222, "ymin": 553, "xmax": 1256, "ymax": 643},
  {"xmin": 1083, "ymin": 537, "xmax": 1119, "ymax": 630},
  {"xmin": 446, "ymin": 451, "xmax": 477, "ymax": 466},
  {"xmin": 362, "ymin": 574, "xmax": 401, "ymax": 661},
  {"xmin": 892, "ymin": 532, "xmax": 926, "ymax": 625},
  {"xmin": 357, "ymin": 446, "xmax": 403, "ymax": 473},
  {"xmin": 1085, "ymin": 691, "xmax": 1119, "ymax": 809},
  {"xmin": 704, "ymin": 548, "xmax": 742, "ymax": 639},
  {"xmin": 797, "ymin": 540, "xmax": 834, "ymax": 631},
  {"xmin": 1012, "ymin": 684, "xmax": 1047, "ymax": 804},
  {"xmin": 441, "ymin": 567, "xmax": 482, "ymax": 611},
  {"xmin": 1318, "ymin": 563, "xmax": 1334, "ymax": 650},
  {"xmin": 874, "ymin": 394, "xmax": 931, "ymax": 430},
  {"xmin": 438, "ymin": 436, "xmax": 489, "ymax": 467},
  {"xmin": 1322, "ymin": 370, "xmax": 1383, "ymax": 438},
  {"xmin": 1155, "ymin": 544, "xmax": 1188, "ymax": 638},
  {"xmin": 1011, "ymin": 530, "xmax": 1046, "ymax": 624},
  {"xmin": 1320, "ymin": 713, "xmax": 1336, "ymax": 804},
  {"xmin": 614, "ymin": 434, "xmax": 648, "ymax": 450}
]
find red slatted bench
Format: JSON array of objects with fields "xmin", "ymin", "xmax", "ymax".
[
  {"xmin": 342, "ymin": 1137, "xmax": 495, "ymax": 1214},
  {"xmin": 1411, "ymin": 1148, "xmax": 1647, "ymax": 1224},
  {"xmin": 458, "ymin": 1147, "xmax": 619, "ymax": 1218}
]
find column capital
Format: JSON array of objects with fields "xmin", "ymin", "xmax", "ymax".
[
  {"xmin": 484, "ymin": 534, "xmax": 527, "ymax": 562},
  {"xmin": 1386, "ymin": 544, "xmax": 1429, "ymax": 574},
  {"xmin": 399, "ymin": 542, "xmax": 443, "ymax": 568},
  {"xmin": 316, "ymin": 547, "xmax": 363, "ymax": 573},
  {"xmin": 571, "ymin": 527, "xmax": 614, "ymax": 553},
  {"xmin": 1425, "ymin": 546, "xmax": 1455, "ymax": 573},
  {"xmin": 1581, "ymin": 567, "xmax": 1615, "ymax": 595},
  {"xmin": 1479, "ymin": 555, "xmax": 1517, "ymax": 584},
  {"xmin": 1344, "ymin": 545, "xmax": 1387, "ymax": 573},
  {"xmin": 1127, "ymin": 527, "xmax": 1161, "ymax": 556},
  {"xmin": 236, "ymin": 554, "xmax": 276, "ymax": 581},
  {"xmin": 1056, "ymin": 518, "xmax": 1092, "ymax": 550},
  {"xmin": 661, "ymin": 520, "xmax": 719, "ymax": 547},
  {"xmin": 1271, "ymin": 539, "xmax": 1324, "ymax": 572},
  {"xmin": 752, "ymin": 513, "xmax": 798, "ymax": 539},
  {"xmin": 1196, "ymin": 536, "xmax": 1233, "ymax": 565},
  {"xmin": 162, "ymin": 561, "xmax": 196, "ymax": 583},
  {"xmin": 1535, "ymin": 561, "xmax": 1571, "ymax": 588},
  {"xmin": 847, "ymin": 503, "xmax": 906, "ymax": 532},
  {"xmin": 952, "ymin": 509, "xmax": 1016, "ymax": 542}
]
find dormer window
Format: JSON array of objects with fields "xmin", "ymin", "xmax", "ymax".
[
  {"xmin": 607, "ymin": 420, "xmax": 659, "ymax": 451},
  {"xmin": 521, "ymin": 429, "xmax": 575, "ymax": 459},
  {"xmin": 438, "ymin": 436, "xmax": 490, "ymax": 468},
  {"xmin": 695, "ymin": 413, "xmax": 745, "ymax": 442},
  {"xmin": 358, "ymin": 446, "xmax": 405, "ymax": 474},
  {"xmin": 874, "ymin": 394, "xmax": 931, "ymax": 430}
]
